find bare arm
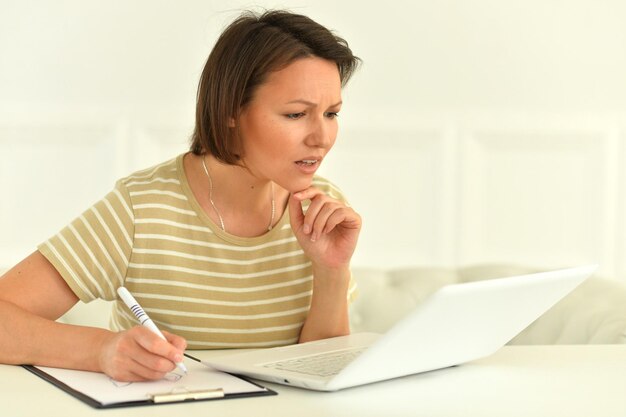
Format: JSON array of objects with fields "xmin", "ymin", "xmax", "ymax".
[
  {"xmin": 288, "ymin": 188, "xmax": 361, "ymax": 343},
  {"xmin": 0, "ymin": 251, "xmax": 96, "ymax": 365},
  {"xmin": 0, "ymin": 251, "xmax": 186, "ymax": 380},
  {"xmin": 298, "ymin": 265, "xmax": 351, "ymax": 342}
]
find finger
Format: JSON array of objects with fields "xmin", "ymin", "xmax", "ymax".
[
  {"xmin": 310, "ymin": 202, "xmax": 340, "ymax": 241},
  {"xmin": 289, "ymin": 193, "xmax": 305, "ymax": 232},
  {"xmin": 292, "ymin": 187, "xmax": 325, "ymax": 202},
  {"xmin": 324, "ymin": 207, "xmax": 362, "ymax": 234},
  {"xmin": 162, "ymin": 330, "xmax": 187, "ymax": 352},
  {"xmin": 125, "ymin": 334, "xmax": 176, "ymax": 380},
  {"xmin": 112, "ymin": 370, "xmax": 144, "ymax": 382},
  {"xmin": 302, "ymin": 195, "xmax": 329, "ymax": 237},
  {"xmin": 103, "ymin": 330, "xmax": 173, "ymax": 382},
  {"xmin": 127, "ymin": 358, "xmax": 171, "ymax": 381},
  {"xmin": 132, "ymin": 327, "xmax": 184, "ymax": 368},
  {"xmin": 111, "ymin": 366, "xmax": 151, "ymax": 382}
]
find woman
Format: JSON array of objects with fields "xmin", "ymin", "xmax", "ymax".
[{"xmin": 0, "ymin": 10, "xmax": 361, "ymax": 382}]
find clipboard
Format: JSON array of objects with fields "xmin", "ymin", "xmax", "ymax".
[{"xmin": 22, "ymin": 355, "xmax": 276, "ymax": 409}]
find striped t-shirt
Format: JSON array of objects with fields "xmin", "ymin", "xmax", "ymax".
[{"xmin": 39, "ymin": 153, "xmax": 356, "ymax": 349}]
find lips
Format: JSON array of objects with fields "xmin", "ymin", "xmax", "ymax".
[
  {"xmin": 294, "ymin": 158, "xmax": 321, "ymax": 174},
  {"xmin": 296, "ymin": 159, "xmax": 318, "ymax": 166}
]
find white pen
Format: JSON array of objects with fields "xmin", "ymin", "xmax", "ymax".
[{"xmin": 117, "ymin": 287, "xmax": 188, "ymax": 374}]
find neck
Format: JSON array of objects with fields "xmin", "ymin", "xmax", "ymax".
[
  {"xmin": 200, "ymin": 154, "xmax": 285, "ymax": 235},
  {"xmin": 205, "ymin": 156, "xmax": 274, "ymax": 211}
]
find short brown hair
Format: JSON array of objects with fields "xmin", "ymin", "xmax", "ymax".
[{"xmin": 190, "ymin": 10, "xmax": 360, "ymax": 163}]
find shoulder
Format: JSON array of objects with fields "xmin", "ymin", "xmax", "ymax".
[
  {"xmin": 105, "ymin": 154, "xmax": 186, "ymax": 212},
  {"xmin": 311, "ymin": 175, "xmax": 348, "ymax": 203},
  {"xmin": 117, "ymin": 155, "xmax": 181, "ymax": 190}
]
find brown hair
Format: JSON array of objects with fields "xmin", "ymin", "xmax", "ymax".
[{"xmin": 190, "ymin": 9, "xmax": 360, "ymax": 163}]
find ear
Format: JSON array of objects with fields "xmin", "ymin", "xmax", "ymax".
[{"xmin": 228, "ymin": 117, "xmax": 236, "ymax": 128}]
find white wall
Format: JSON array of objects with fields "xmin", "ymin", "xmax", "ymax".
[{"xmin": 2, "ymin": 0, "xmax": 626, "ymax": 281}]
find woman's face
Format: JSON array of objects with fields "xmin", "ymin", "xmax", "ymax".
[{"xmin": 237, "ymin": 57, "xmax": 342, "ymax": 192}]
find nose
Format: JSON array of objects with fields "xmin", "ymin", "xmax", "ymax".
[{"xmin": 304, "ymin": 116, "xmax": 335, "ymax": 149}]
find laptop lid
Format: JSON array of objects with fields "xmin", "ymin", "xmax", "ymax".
[{"xmin": 205, "ymin": 264, "xmax": 597, "ymax": 391}]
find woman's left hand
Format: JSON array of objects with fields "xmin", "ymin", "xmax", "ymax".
[{"xmin": 289, "ymin": 187, "xmax": 361, "ymax": 270}]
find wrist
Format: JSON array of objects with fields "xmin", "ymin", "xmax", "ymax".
[
  {"xmin": 301, "ymin": 265, "xmax": 351, "ymax": 343},
  {"xmin": 311, "ymin": 265, "xmax": 351, "ymax": 298},
  {"xmin": 312, "ymin": 264, "xmax": 350, "ymax": 281},
  {"xmin": 93, "ymin": 329, "xmax": 116, "ymax": 373}
]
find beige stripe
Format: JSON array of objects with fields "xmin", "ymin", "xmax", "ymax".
[
  {"xmin": 133, "ymin": 290, "xmax": 312, "ymax": 307},
  {"xmin": 44, "ymin": 240, "xmax": 97, "ymax": 299},
  {"xmin": 135, "ymin": 219, "xmax": 212, "ymax": 233},
  {"xmin": 90, "ymin": 206, "xmax": 128, "ymax": 267},
  {"xmin": 134, "ymin": 234, "xmax": 297, "ymax": 251},
  {"xmin": 125, "ymin": 275, "xmax": 312, "ymax": 293},
  {"xmin": 159, "ymin": 321, "xmax": 303, "ymax": 334},
  {"xmin": 102, "ymin": 198, "xmax": 132, "ymax": 248},
  {"xmin": 133, "ymin": 204, "xmax": 197, "ymax": 216},
  {"xmin": 57, "ymin": 232, "xmax": 109, "ymax": 297},
  {"xmin": 125, "ymin": 178, "xmax": 181, "ymax": 187},
  {"xmin": 127, "ymin": 262, "xmax": 311, "ymax": 279},
  {"xmin": 79, "ymin": 215, "xmax": 124, "ymax": 286},
  {"xmin": 116, "ymin": 308, "xmax": 303, "ymax": 335},
  {"xmin": 130, "ymin": 190, "xmax": 188, "ymax": 200},
  {"xmin": 112, "ymin": 188, "xmax": 134, "ymax": 222},
  {"xmin": 68, "ymin": 224, "xmax": 115, "ymax": 296},
  {"xmin": 130, "ymin": 248, "xmax": 304, "ymax": 265},
  {"xmin": 143, "ymin": 306, "xmax": 310, "ymax": 320}
]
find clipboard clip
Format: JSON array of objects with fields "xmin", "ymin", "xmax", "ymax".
[{"xmin": 150, "ymin": 387, "xmax": 225, "ymax": 403}]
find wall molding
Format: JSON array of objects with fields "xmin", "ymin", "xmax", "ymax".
[{"xmin": 2, "ymin": 117, "xmax": 625, "ymax": 282}]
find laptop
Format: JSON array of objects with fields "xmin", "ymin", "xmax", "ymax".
[{"xmin": 204, "ymin": 264, "xmax": 597, "ymax": 391}]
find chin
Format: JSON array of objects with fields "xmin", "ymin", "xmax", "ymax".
[{"xmin": 281, "ymin": 177, "xmax": 314, "ymax": 193}]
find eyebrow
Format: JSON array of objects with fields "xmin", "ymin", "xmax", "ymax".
[{"xmin": 285, "ymin": 99, "xmax": 343, "ymax": 107}]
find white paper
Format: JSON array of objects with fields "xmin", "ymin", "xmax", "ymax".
[{"xmin": 36, "ymin": 358, "xmax": 265, "ymax": 405}]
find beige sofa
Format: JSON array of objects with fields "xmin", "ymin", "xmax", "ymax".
[{"xmin": 2, "ymin": 264, "xmax": 626, "ymax": 344}]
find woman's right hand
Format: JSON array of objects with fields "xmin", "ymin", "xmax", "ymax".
[{"xmin": 98, "ymin": 327, "xmax": 187, "ymax": 381}]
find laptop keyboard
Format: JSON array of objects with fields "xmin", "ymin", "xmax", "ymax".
[{"xmin": 262, "ymin": 348, "xmax": 367, "ymax": 377}]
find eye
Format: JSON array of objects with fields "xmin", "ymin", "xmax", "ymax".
[
  {"xmin": 325, "ymin": 112, "xmax": 339, "ymax": 119},
  {"xmin": 285, "ymin": 112, "xmax": 305, "ymax": 120}
]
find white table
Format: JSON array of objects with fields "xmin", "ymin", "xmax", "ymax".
[{"xmin": 2, "ymin": 345, "xmax": 625, "ymax": 417}]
